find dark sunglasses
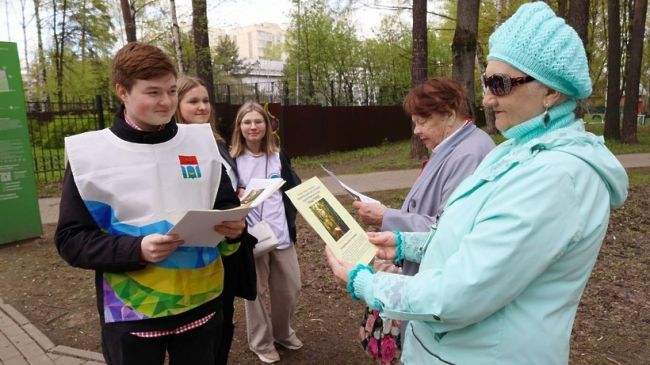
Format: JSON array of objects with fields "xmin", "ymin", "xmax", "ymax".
[{"xmin": 481, "ymin": 73, "xmax": 535, "ymax": 96}]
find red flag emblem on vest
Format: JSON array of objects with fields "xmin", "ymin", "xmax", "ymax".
[
  {"xmin": 179, "ymin": 155, "xmax": 198, "ymax": 165},
  {"xmin": 178, "ymin": 155, "xmax": 202, "ymax": 179}
]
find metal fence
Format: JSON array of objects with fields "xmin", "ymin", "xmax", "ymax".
[
  {"xmin": 27, "ymin": 95, "xmax": 111, "ymax": 182},
  {"xmin": 213, "ymin": 80, "xmax": 411, "ymax": 106},
  {"xmin": 26, "ymin": 93, "xmax": 412, "ymax": 183}
]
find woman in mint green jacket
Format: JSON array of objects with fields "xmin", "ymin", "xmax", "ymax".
[{"xmin": 325, "ymin": 2, "xmax": 628, "ymax": 364}]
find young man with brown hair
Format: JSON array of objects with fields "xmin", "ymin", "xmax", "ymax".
[{"xmin": 55, "ymin": 42, "xmax": 245, "ymax": 365}]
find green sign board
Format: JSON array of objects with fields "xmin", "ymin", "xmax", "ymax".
[{"xmin": 0, "ymin": 42, "xmax": 42, "ymax": 244}]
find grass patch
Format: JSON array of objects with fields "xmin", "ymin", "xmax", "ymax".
[
  {"xmin": 627, "ymin": 167, "xmax": 650, "ymax": 186},
  {"xmin": 291, "ymin": 140, "xmax": 423, "ymax": 178},
  {"xmin": 582, "ymin": 123, "xmax": 650, "ymax": 154}
]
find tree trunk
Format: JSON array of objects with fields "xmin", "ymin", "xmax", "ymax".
[
  {"xmin": 604, "ymin": 0, "xmax": 621, "ymax": 140},
  {"xmin": 568, "ymin": 0, "xmax": 590, "ymax": 56},
  {"xmin": 621, "ymin": 0, "xmax": 647, "ymax": 143},
  {"xmin": 411, "ymin": 0, "xmax": 427, "ymax": 88},
  {"xmin": 120, "ymin": 0, "xmax": 137, "ymax": 42},
  {"xmin": 302, "ymin": 29, "xmax": 315, "ymax": 102},
  {"xmin": 52, "ymin": 0, "xmax": 68, "ymax": 109},
  {"xmin": 33, "ymin": 0, "xmax": 49, "ymax": 108},
  {"xmin": 495, "ymin": 0, "xmax": 503, "ymax": 26},
  {"xmin": 169, "ymin": 0, "xmax": 184, "ymax": 74},
  {"xmin": 476, "ymin": 43, "xmax": 497, "ymax": 133},
  {"xmin": 558, "ymin": 0, "xmax": 569, "ymax": 18},
  {"xmin": 191, "ymin": 0, "xmax": 216, "ymax": 109},
  {"xmin": 567, "ymin": 0, "xmax": 590, "ymax": 118},
  {"xmin": 19, "ymin": 0, "xmax": 31, "ymax": 100},
  {"xmin": 451, "ymin": 0, "xmax": 480, "ymax": 124},
  {"xmin": 19, "ymin": 0, "xmax": 30, "ymax": 72},
  {"xmin": 410, "ymin": 0, "xmax": 428, "ymax": 159}
]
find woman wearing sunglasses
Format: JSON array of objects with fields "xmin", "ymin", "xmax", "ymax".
[
  {"xmin": 351, "ymin": 77, "xmax": 494, "ymax": 362},
  {"xmin": 325, "ymin": 2, "xmax": 628, "ymax": 364}
]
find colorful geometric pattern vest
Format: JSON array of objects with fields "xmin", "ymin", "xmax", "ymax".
[{"xmin": 65, "ymin": 124, "xmax": 224, "ymax": 323}]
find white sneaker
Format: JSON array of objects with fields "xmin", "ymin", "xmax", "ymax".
[
  {"xmin": 276, "ymin": 336, "xmax": 303, "ymax": 350},
  {"xmin": 253, "ymin": 349, "xmax": 280, "ymax": 363}
]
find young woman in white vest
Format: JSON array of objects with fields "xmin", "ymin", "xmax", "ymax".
[{"xmin": 230, "ymin": 101, "xmax": 302, "ymax": 364}]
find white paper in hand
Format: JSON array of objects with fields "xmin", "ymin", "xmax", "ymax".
[
  {"xmin": 168, "ymin": 207, "xmax": 252, "ymax": 247},
  {"xmin": 320, "ymin": 164, "xmax": 380, "ymax": 204}
]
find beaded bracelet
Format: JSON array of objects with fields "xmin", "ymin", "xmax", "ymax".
[
  {"xmin": 392, "ymin": 230, "xmax": 404, "ymax": 263},
  {"xmin": 346, "ymin": 264, "xmax": 374, "ymax": 301}
]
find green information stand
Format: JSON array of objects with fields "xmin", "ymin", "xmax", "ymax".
[{"xmin": 0, "ymin": 42, "xmax": 42, "ymax": 244}]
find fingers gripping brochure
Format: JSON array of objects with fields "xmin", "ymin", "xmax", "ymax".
[
  {"xmin": 168, "ymin": 207, "xmax": 253, "ymax": 247},
  {"xmin": 286, "ymin": 177, "xmax": 377, "ymax": 265}
]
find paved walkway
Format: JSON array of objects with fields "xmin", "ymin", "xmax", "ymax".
[
  {"xmin": 0, "ymin": 297, "xmax": 104, "ymax": 364},
  {"xmin": 2, "ymin": 152, "xmax": 649, "ymax": 364}
]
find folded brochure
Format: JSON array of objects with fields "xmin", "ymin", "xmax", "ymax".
[
  {"xmin": 167, "ymin": 206, "xmax": 253, "ymax": 247},
  {"xmin": 240, "ymin": 178, "xmax": 286, "ymax": 207},
  {"xmin": 167, "ymin": 178, "xmax": 285, "ymax": 247},
  {"xmin": 286, "ymin": 177, "xmax": 377, "ymax": 265}
]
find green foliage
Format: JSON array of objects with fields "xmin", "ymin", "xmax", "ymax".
[
  {"xmin": 283, "ymin": 1, "xmax": 454, "ymax": 106},
  {"xmin": 30, "ymin": 115, "xmax": 99, "ymax": 149},
  {"xmin": 67, "ymin": 0, "xmax": 117, "ymax": 58},
  {"xmin": 213, "ymin": 35, "xmax": 244, "ymax": 80},
  {"xmin": 358, "ymin": 17, "xmax": 412, "ymax": 105},
  {"xmin": 34, "ymin": 47, "xmax": 113, "ymax": 102},
  {"xmin": 284, "ymin": 0, "xmax": 361, "ymax": 105}
]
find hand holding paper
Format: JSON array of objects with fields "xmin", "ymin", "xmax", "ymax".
[
  {"xmin": 214, "ymin": 219, "xmax": 246, "ymax": 240},
  {"xmin": 141, "ymin": 233, "xmax": 184, "ymax": 262},
  {"xmin": 286, "ymin": 177, "xmax": 377, "ymax": 265},
  {"xmin": 352, "ymin": 200, "xmax": 386, "ymax": 226},
  {"xmin": 325, "ymin": 246, "xmax": 355, "ymax": 286},
  {"xmin": 367, "ymin": 231, "xmax": 397, "ymax": 261}
]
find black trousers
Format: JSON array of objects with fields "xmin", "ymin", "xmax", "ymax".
[
  {"xmin": 215, "ymin": 292, "xmax": 236, "ymax": 365},
  {"xmin": 101, "ymin": 312, "xmax": 223, "ymax": 365}
]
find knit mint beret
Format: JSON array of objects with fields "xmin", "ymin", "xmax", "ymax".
[{"xmin": 487, "ymin": 1, "xmax": 592, "ymax": 99}]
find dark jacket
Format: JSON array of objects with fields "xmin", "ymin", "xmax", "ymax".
[
  {"xmin": 217, "ymin": 140, "xmax": 257, "ymax": 301},
  {"xmin": 54, "ymin": 107, "xmax": 241, "ymax": 332},
  {"xmin": 279, "ymin": 150, "xmax": 301, "ymax": 243}
]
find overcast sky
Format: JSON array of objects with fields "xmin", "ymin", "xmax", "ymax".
[{"xmin": 0, "ymin": 0, "xmax": 418, "ymax": 68}]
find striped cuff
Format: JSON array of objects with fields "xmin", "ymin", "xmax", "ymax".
[
  {"xmin": 393, "ymin": 230, "xmax": 404, "ymax": 263},
  {"xmin": 347, "ymin": 264, "xmax": 374, "ymax": 301}
]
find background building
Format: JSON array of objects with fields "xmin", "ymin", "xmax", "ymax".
[{"xmin": 231, "ymin": 23, "xmax": 285, "ymax": 60}]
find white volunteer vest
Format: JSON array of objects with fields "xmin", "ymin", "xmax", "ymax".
[{"xmin": 65, "ymin": 124, "xmax": 225, "ymax": 323}]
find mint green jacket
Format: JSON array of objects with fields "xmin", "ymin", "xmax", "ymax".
[{"xmin": 352, "ymin": 100, "xmax": 628, "ymax": 365}]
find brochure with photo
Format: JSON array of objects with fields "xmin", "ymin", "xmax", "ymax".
[
  {"xmin": 286, "ymin": 177, "xmax": 377, "ymax": 265},
  {"xmin": 167, "ymin": 206, "xmax": 253, "ymax": 247},
  {"xmin": 240, "ymin": 178, "xmax": 286, "ymax": 207},
  {"xmin": 320, "ymin": 164, "xmax": 380, "ymax": 204}
]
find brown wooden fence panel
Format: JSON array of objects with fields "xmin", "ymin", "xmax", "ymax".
[{"xmin": 280, "ymin": 105, "xmax": 411, "ymax": 157}]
